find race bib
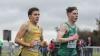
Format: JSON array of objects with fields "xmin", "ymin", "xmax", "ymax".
[
  {"xmin": 28, "ymin": 41, "xmax": 40, "ymax": 52},
  {"xmin": 67, "ymin": 40, "xmax": 77, "ymax": 48}
]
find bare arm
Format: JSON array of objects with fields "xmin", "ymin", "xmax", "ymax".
[
  {"xmin": 66, "ymin": 34, "xmax": 79, "ymax": 41},
  {"xmin": 57, "ymin": 25, "xmax": 68, "ymax": 43},
  {"xmin": 40, "ymin": 27, "xmax": 43, "ymax": 42},
  {"xmin": 15, "ymin": 24, "xmax": 32, "ymax": 47},
  {"xmin": 57, "ymin": 25, "xmax": 79, "ymax": 43}
]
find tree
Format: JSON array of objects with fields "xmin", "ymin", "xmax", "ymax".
[
  {"xmin": 96, "ymin": 19, "xmax": 100, "ymax": 31},
  {"xmin": 78, "ymin": 29, "xmax": 91, "ymax": 40}
]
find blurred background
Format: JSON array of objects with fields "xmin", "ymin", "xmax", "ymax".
[{"xmin": 0, "ymin": 0, "xmax": 100, "ymax": 56}]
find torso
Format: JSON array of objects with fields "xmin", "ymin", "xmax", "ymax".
[
  {"xmin": 24, "ymin": 21, "xmax": 42, "ymax": 43},
  {"xmin": 60, "ymin": 22, "xmax": 77, "ymax": 48}
]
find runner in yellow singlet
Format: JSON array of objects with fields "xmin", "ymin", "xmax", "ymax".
[{"xmin": 15, "ymin": 7, "xmax": 43, "ymax": 56}]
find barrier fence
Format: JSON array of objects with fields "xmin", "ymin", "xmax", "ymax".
[{"xmin": 78, "ymin": 46, "xmax": 100, "ymax": 56}]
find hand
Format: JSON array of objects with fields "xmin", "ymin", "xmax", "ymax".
[
  {"xmin": 29, "ymin": 40, "xmax": 40, "ymax": 48},
  {"xmin": 29, "ymin": 42, "xmax": 34, "ymax": 48},
  {"xmin": 65, "ymin": 34, "xmax": 79, "ymax": 41},
  {"xmin": 73, "ymin": 34, "xmax": 79, "ymax": 39}
]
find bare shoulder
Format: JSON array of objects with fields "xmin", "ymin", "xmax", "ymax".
[
  {"xmin": 16, "ymin": 22, "xmax": 28, "ymax": 35},
  {"xmin": 20, "ymin": 22, "xmax": 28, "ymax": 30},
  {"xmin": 59, "ymin": 23, "xmax": 69, "ymax": 31}
]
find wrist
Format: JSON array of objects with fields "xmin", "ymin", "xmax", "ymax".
[
  {"xmin": 65, "ymin": 38, "xmax": 68, "ymax": 42},
  {"xmin": 24, "ymin": 43, "xmax": 31, "ymax": 47}
]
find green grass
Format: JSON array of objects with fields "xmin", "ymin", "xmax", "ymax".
[
  {"xmin": 93, "ymin": 54, "xmax": 100, "ymax": 56},
  {"xmin": 1, "ymin": 50, "xmax": 100, "ymax": 56},
  {"xmin": 93, "ymin": 52, "xmax": 100, "ymax": 56},
  {"xmin": 93, "ymin": 48, "xmax": 100, "ymax": 56},
  {"xmin": 1, "ymin": 51, "xmax": 9, "ymax": 56}
]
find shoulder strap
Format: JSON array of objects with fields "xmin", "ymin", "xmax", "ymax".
[
  {"xmin": 65, "ymin": 22, "xmax": 78, "ymax": 33},
  {"xmin": 65, "ymin": 22, "xmax": 77, "ymax": 29},
  {"xmin": 65, "ymin": 22, "xmax": 71, "ymax": 28}
]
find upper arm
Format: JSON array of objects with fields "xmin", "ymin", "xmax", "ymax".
[
  {"xmin": 57, "ymin": 24, "xmax": 68, "ymax": 39},
  {"xmin": 15, "ymin": 24, "xmax": 27, "ymax": 42},
  {"xmin": 40, "ymin": 27, "xmax": 43, "ymax": 41}
]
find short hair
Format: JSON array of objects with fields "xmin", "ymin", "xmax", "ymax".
[
  {"xmin": 66, "ymin": 7, "xmax": 77, "ymax": 13},
  {"xmin": 28, "ymin": 7, "xmax": 39, "ymax": 16}
]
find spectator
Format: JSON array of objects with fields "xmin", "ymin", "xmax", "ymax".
[
  {"xmin": 48, "ymin": 40, "xmax": 55, "ymax": 56},
  {"xmin": 77, "ymin": 39, "xmax": 86, "ymax": 56},
  {"xmin": 0, "ymin": 39, "xmax": 3, "ymax": 56},
  {"xmin": 40, "ymin": 41, "xmax": 48, "ymax": 56},
  {"xmin": 86, "ymin": 37, "xmax": 93, "ymax": 56}
]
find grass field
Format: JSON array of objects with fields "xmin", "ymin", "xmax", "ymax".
[
  {"xmin": 1, "ymin": 51, "xmax": 100, "ymax": 56},
  {"xmin": 1, "ymin": 47, "xmax": 100, "ymax": 56},
  {"xmin": 93, "ymin": 48, "xmax": 100, "ymax": 56}
]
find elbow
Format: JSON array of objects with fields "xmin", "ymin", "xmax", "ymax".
[
  {"xmin": 57, "ymin": 33, "xmax": 63, "ymax": 43},
  {"xmin": 57, "ymin": 38, "xmax": 62, "ymax": 43},
  {"xmin": 15, "ymin": 38, "xmax": 18, "ymax": 44},
  {"xmin": 15, "ymin": 39, "xmax": 17, "ymax": 44}
]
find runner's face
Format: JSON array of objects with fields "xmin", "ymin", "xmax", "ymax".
[
  {"xmin": 68, "ymin": 10, "xmax": 78, "ymax": 23},
  {"xmin": 29, "ymin": 11, "xmax": 40, "ymax": 24}
]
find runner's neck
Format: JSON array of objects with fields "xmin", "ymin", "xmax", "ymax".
[{"xmin": 67, "ymin": 20, "xmax": 75, "ymax": 26}]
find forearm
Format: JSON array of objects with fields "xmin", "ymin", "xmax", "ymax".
[
  {"xmin": 15, "ymin": 38, "xmax": 30, "ymax": 47},
  {"xmin": 57, "ymin": 31, "xmax": 68, "ymax": 43},
  {"xmin": 15, "ymin": 24, "xmax": 30, "ymax": 47},
  {"xmin": 40, "ymin": 36, "xmax": 43, "ymax": 42},
  {"xmin": 66, "ymin": 34, "xmax": 79, "ymax": 41},
  {"xmin": 58, "ymin": 37, "xmax": 68, "ymax": 43}
]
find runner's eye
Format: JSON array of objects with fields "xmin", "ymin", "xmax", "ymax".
[{"xmin": 34, "ymin": 14, "xmax": 40, "ymax": 16}]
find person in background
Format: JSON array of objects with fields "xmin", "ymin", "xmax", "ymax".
[
  {"xmin": 48, "ymin": 39, "xmax": 55, "ymax": 56},
  {"xmin": 40, "ymin": 41, "xmax": 48, "ymax": 56},
  {"xmin": 86, "ymin": 37, "xmax": 93, "ymax": 56},
  {"xmin": 0, "ymin": 40, "xmax": 3, "ymax": 56},
  {"xmin": 77, "ymin": 39, "xmax": 86, "ymax": 56}
]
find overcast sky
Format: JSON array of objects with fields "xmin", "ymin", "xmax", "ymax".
[{"xmin": 0, "ymin": 0, "xmax": 100, "ymax": 43}]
